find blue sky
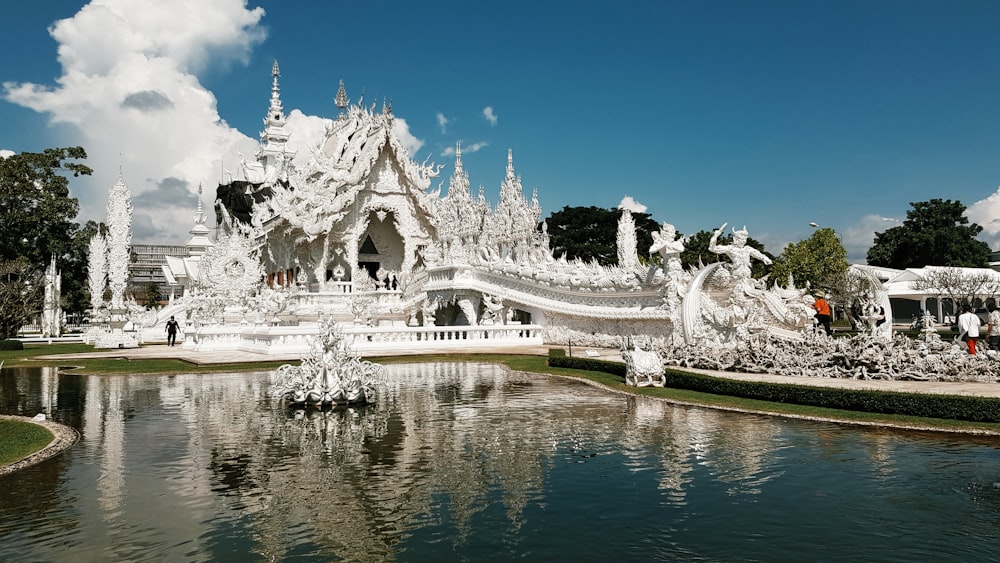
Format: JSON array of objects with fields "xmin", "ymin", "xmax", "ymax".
[{"xmin": 3, "ymin": 0, "xmax": 1000, "ymax": 262}]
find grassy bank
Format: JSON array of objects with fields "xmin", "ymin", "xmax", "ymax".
[{"xmin": 0, "ymin": 419, "xmax": 53, "ymax": 466}]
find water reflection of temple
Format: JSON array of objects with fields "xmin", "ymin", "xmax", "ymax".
[{"xmin": 2, "ymin": 363, "xmax": 926, "ymax": 559}]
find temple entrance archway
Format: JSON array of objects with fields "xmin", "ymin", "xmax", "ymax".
[{"xmin": 357, "ymin": 210, "xmax": 405, "ymax": 279}]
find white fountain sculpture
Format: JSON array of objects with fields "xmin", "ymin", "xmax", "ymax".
[
  {"xmin": 272, "ymin": 319, "xmax": 386, "ymax": 406},
  {"xmin": 621, "ymin": 338, "xmax": 666, "ymax": 387}
]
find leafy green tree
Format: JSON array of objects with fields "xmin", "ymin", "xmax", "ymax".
[
  {"xmin": 770, "ymin": 227, "xmax": 849, "ymax": 291},
  {"xmin": 544, "ymin": 206, "xmax": 661, "ymax": 266},
  {"xmin": 680, "ymin": 229, "xmax": 774, "ymax": 279},
  {"xmin": 139, "ymin": 282, "xmax": 163, "ymax": 309},
  {"xmin": 866, "ymin": 199, "xmax": 990, "ymax": 268},
  {"xmin": 0, "ymin": 148, "xmax": 92, "ymax": 318},
  {"xmin": 0, "ymin": 259, "xmax": 43, "ymax": 339},
  {"xmin": 63, "ymin": 220, "xmax": 106, "ymax": 315}
]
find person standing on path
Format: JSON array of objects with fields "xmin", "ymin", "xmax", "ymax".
[
  {"xmin": 165, "ymin": 316, "xmax": 180, "ymax": 347},
  {"xmin": 957, "ymin": 305, "xmax": 982, "ymax": 355}
]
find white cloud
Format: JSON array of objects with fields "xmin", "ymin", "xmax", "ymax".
[
  {"xmin": 283, "ymin": 109, "xmax": 332, "ymax": 171},
  {"xmin": 392, "ymin": 117, "xmax": 423, "ymax": 157},
  {"xmin": 967, "ymin": 187, "xmax": 1000, "ymax": 250},
  {"xmin": 0, "ymin": 149, "xmax": 13, "ymax": 159},
  {"xmin": 440, "ymin": 141, "xmax": 488, "ymax": 157},
  {"xmin": 617, "ymin": 195, "xmax": 647, "ymax": 214},
  {"xmin": 436, "ymin": 112, "xmax": 449, "ymax": 133},
  {"xmin": 483, "ymin": 106, "xmax": 497, "ymax": 126},
  {"xmin": 2, "ymin": 0, "xmax": 266, "ymax": 243},
  {"xmin": 841, "ymin": 214, "xmax": 901, "ymax": 263}
]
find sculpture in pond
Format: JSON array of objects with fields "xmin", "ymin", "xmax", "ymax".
[{"xmin": 272, "ymin": 319, "xmax": 385, "ymax": 406}]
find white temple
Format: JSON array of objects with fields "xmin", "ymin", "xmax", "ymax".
[{"xmin": 143, "ymin": 61, "xmax": 823, "ymax": 355}]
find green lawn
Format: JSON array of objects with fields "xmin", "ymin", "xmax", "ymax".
[{"xmin": 0, "ymin": 419, "xmax": 53, "ymax": 466}]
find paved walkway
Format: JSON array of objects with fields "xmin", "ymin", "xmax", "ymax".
[{"xmin": 29, "ymin": 344, "xmax": 1000, "ymax": 399}]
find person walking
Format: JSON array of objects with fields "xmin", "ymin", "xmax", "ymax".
[
  {"xmin": 813, "ymin": 294, "xmax": 833, "ymax": 336},
  {"xmin": 957, "ymin": 305, "xmax": 982, "ymax": 355},
  {"xmin": 165, "ymin": 316, "xmax": 180, "ymax": 347}
]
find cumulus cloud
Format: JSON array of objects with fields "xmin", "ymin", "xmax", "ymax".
[
  {"xmin": 436, "ymin": 112, "xmax": 449, "ymax": 133},
  {"xmin": 617, "ymin": 195, "xmax": 647, "ymax": 214},
  {"xmin": 967, "ymin": 187, "xmax": 1000, "ymax": 250},
  {"xmin": 392, "ymin": 118, "xmax": 423, "ymax": 157},
  {"xmin": 483, "ymin": 106, "xmax": 497, "ymax": 126},
  {"xmin": 0, "ymin": 149, "xmax": 13, "ymax": 159},
  {"xmin": 2, "ymin": 0, "xmax": 266, "ymax": 243}
]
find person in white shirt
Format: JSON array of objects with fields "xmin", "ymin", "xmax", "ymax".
[
  {"xmin": 987, "ymin": 305, "xmax": 1000, "ymax": 350},
  {"xmin": 956, "ymin": 305, "xmax": 982, "ymax": 355}
]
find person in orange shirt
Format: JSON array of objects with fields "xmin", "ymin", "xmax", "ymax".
[{"xmin": 813, "ymin": 294, "xmax": 832, "ymax": 336}]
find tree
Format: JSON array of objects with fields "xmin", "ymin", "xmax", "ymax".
[
  {"xmin": 770, "ymin": 227, "xmax": 849, "ymax": 291},
  {"xmin": 137, "ymin": 282, "xmax": 163, "ymax": 309},
  {"xmin": 680, "ymin": 229, "xmax": 774, "ymax": 279},
  {"xmin": 63, "ymin": 220, "xmax": 106, "ymax": 315},
  {"xmin": 0, "ymin": 148, "xmax": 92, "ymax": 318},
  {"xmin": 0, "ymin": 259, "xmax": 43, "ymax": 339},
  {"xmin": 867, "ymin": 199, "xmax": 990, "ymax": 269},
  {"xmin": 910, "ymin": 267, "xmax": 1000, "ymax": 313},
  {"xmin": 544, "ymin": 206, "xmax": 661, "ymax": 266}
]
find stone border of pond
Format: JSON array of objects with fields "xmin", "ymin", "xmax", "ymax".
[{"xmin": 0, "ymin": 416, "xmax": 79, "ymax": 477}]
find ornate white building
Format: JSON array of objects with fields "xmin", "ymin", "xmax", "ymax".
[{"xmin": 150, "ymin": 61, "xmax": 816, "ymax": 354}]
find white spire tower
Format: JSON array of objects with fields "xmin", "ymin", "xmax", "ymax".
[{"xmin": 257, "ymin": 59, "xmax": 295, "ymax": 184}]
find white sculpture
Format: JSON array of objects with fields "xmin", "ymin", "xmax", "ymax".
[
  {"xmin": 105, "ymin": 173, "xmax": 133, "ymax": 311},
  {"xmin": 272, "ymin": 319, "xmax": 385, "ymax": 405},
  {"xmin": 622, "ymin": 339, "xmax": 665, "ymax": 387},
  {"xmin": 91, "ymin": 172, "xmax": 140, "ymax": 349},
  {"xmin": 708, "ymin": 223, "xmax": 772, "ymax": 282},
  {"xmin": 41, "ymin": 256, "xmax": 61, "ymax": 338}
]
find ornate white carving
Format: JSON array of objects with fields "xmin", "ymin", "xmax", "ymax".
[
  {"xmin": 194, "ymin": 221, "xmax": 265, "ymax": 302},
  {"xmin": 86, "ymin": 233, "xmax": 108, "ymax": 330},
  {"xmin": 271, "ymin": 319, "xmax": 385, "ymax": 405},
  {"xmin": 41, "ymin": 256, "xmax": 62, "ymax": 338},
  {"xmin": 621, "ymin": 338, "xmax": 665, "ymax": 387},
  {"xmin": 105, "ymin": 173, "xmax": 132, "ymax": 311}
]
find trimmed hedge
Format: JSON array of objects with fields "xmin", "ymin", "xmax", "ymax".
[
  {"xmin": 0, "ymin": 339, "xmax": 24, "ymax": 351},
  {"xmin": 546, "ymin": 348, "xmax": 1000, "ymax": 423},
  {"xmin": 547, "ymin": 349, "xmax": 626, "ymax": 378},
  {"xmin": 663, "ymin": 369, "xmax": 1000, "ymax": 424}
]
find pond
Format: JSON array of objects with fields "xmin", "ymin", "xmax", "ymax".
[{"xmin": 1, "ymin": 363, "xmax": 999, "ymax": 561}]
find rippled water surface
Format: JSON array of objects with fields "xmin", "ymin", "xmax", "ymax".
[{"xmin": 2, "ymin": 363, "xmax": 1000, "ymax": 562}]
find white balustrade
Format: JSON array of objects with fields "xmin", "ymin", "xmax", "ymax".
[{"xmin": 189, "ymin": 323, "xmax": 543, "ymax": 355}]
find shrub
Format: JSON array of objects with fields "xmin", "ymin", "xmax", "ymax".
[
  {"xmin": 547, "ymin": 349, "xmax": 626, "ymax": 378},
  {"xmin": 664, "ymin": 369, "xmax": 1000, "ymax": 423},
  {"xmin": 0, "ymin": 339, "xmax": 24, "ymax": 351}
]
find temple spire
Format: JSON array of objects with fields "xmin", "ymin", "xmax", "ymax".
[
  {"xmin": 185, "ymin": 184, "xmax": 213, "ymax": 256},
  {"xmin": 256, "ymin": 59, "xmax": 295, "ymax": 184},
  {"xmin": 335, "ymin": 79, "xmax": 349, "ymax": 110}
]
